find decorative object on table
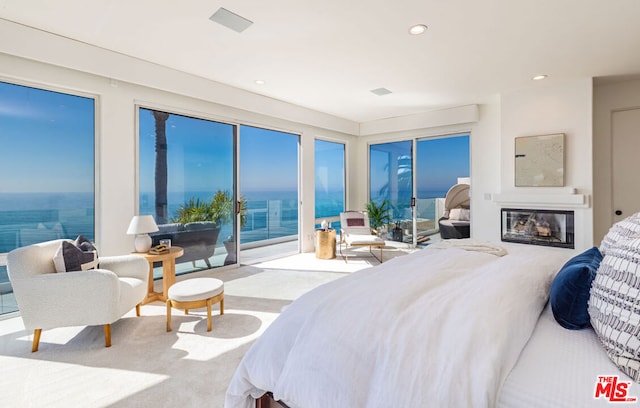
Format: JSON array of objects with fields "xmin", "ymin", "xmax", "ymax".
[
  {"xmin": 159, "ymin": 238, "xmax": 171, "ymax": 249},
  {"xmin": 127, "ymin": 215, "xmax": 159, "ymax": 253},
  {"xmin": 6, "ymin": 239, "xmax": 148, "ymax": 352},
  {"xmin": 392, "ymin": 222, "xmax": 404, "ymax": 242},
  {"xmin": 149, "ymin": 243, "xmax": 169, "ymax": 255},
  {"xmin": 321, "ymin": 219, "xmax": 329, "ymax": 231}
]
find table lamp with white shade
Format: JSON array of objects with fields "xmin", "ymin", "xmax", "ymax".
[{"xmin": 127, "ymin": 215, "xmax": 159, "ymax": 252}]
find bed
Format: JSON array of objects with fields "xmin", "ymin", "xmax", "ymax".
[{"xmin": 225, "ymin": 235, "xmax": 640, "ymax": 408}]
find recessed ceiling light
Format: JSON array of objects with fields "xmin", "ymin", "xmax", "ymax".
[
  {"xmin": 532, "ymin": 75, "xmax": 548, "ymax": 81},
  {"xmin": 254, "ymin": 80, "xmax": 266, "ymax": 85},
  {"xmin": 409, "ymin": 24, "xmax": 428, "ymax": 35}
]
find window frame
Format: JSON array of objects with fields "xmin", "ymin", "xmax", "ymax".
[
  {"xmin": 314, "ymin": 137, "xmax": 346, "ymax": 226},
  {"xmin": 0, "ymin": 77, "xmax": 99, "ymax": 254}
]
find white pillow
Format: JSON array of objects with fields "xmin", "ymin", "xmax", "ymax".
[
  {"xmin": 449, "ymin": 208, "xmax": 470, "ymax": 221},
  {"xmin": 589, "ymin": 237, "xmax": 640, "ymax": 381},
  {"xmin": 599, "ymin": 212, "xmax": 640, "ymax": 255}
]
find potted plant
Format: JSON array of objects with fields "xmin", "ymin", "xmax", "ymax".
[
  {"xmin": 217, "ymin": 191, "xmax": 247, "ymax": 265},
  {"xmin": 172, "ymin": 197, "xmax": 213, "ymax": 223},
  {"xmin": 365, "ymin": 199, "xmax": 392, "ymax": 235},
  {"xmin": 173, "ymin": 189, "xmax": 247, "ymax": 265},
  {"xmin": 173, "ymin": 189, "xmax": 246, "ymax": 228}
]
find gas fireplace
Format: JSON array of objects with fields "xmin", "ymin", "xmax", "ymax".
[{"xmin": 501, "ymin": 208, "xmax": 574, "ymax": 249}]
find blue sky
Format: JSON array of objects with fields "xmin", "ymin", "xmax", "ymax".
[
  {"xmin": 315, "ymin": 139, "xmax": 345, "ymax": 193},
  {"xmin": 239, "ymin": 126, "xmax": 298, "ymax": 193},
  {"xmin": 416, "ymin": 135, "xmax": 470, "ymax": 194},
  {"xmin": 139, "ymin": 108, "xmax": 235, "ymax": 194},
  {"xmin": 370, "ymin": 136, "xmax": 470, "ymax": 200},
  {"xmin": 1, "ymin": 81, "xmax": 466, "ymax": 202},
  {"xmin": 139, "ymin": 110, "xmax": 299, "ymax": 199},
  {"xmin": 0, "ymin": 81, "xmax": 94, "ymax": 193}
]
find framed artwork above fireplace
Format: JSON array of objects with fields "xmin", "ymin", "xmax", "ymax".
[
  {"xmin": 514, "ymin": 133, "xmax": 565, "ymax": 187},
  {"xmin": 501, "ymin": 208, "xmax": 575, "ymax": 249}
]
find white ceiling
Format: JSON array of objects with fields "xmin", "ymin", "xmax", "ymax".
[{"xmin": 1, "ymin": 0, "xmax": 640, "ymax": 123}]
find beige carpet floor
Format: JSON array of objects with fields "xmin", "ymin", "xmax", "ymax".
[{"xmin": 0, "ymin": 246, "xmax": 415, "ymax": 408}]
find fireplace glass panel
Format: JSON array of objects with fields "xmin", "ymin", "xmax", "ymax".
[{"xmin": 501, "ymin": 208, "xmax": 574, "ymax": 249}]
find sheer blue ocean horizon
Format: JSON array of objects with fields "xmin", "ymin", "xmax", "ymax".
[{"xmin": 0, "ymin": 188, "xmax": 449, "ymax": 253}]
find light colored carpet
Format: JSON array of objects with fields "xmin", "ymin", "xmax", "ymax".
[{"xmin": 0, "ymin": 246, "xmax": 415, "ymax": 407}]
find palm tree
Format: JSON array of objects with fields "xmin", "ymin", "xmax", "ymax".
[{"xmin": 152, "ymin": 110, "xmax": 170, "ymax": 224}]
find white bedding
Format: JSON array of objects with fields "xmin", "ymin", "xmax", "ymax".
[
  {"xmin": 225, "ymin": 242, "xmax": 572, "ymax": 408},
  {"xmin": 499, "ymin": 305, "xmax": 640, "ymax": 407}
]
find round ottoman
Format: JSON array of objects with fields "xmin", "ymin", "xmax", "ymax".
[{"xmin": 166, "ymin": 277, "xmax": 224, "ymax": 332}]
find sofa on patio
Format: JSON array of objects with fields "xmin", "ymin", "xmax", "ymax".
[{"xmin": 150, "ymin": 222, "xmax": 220, "ymax": 268}]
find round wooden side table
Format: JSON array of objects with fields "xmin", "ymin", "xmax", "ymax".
[{"xmin": 135, "ymin": 246, "xmax": 184, "ymax": 304}]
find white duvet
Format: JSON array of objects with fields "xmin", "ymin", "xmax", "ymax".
[{"xmin": 225, "ymin": 242, "xmax": 572, "ymax": 408}]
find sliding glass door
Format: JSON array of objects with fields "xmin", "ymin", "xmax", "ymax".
[
  {"xmin": 239, "ymin": 125, "xmax": 299, "ymax": 263},
  {"xmin": 415, "ymin": 135, "xmax": 470, "ymax": 240},
  {"xmin": 370, "ymin": 134, "xmax": 470, "ymax": 245},
  {"xmin": 369, "ymin": 141, "xmax": 413, "ymax": 237},
  {"xmin": 138, "ymin": 108, "xmax": 237, "ymax": 274}
]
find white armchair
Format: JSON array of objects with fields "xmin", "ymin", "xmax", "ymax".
[{"xmin": 7, "ymin": 239, "xmax": 148, "ymax": 352}]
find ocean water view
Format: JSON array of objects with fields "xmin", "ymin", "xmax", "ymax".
[
  {"xmin": 0, "ymin": 188, "xmax": 450, "ymax": 254},
  {"xmin": 0, "ymin": 192, "xmax": 94, "ymax": 254},
  {"xmin": 0, "ymin": 189, "xmax": 341, "ymax": 254}
]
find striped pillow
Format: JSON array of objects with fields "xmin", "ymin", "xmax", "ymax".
[
  {"xmin": 589, "ymin": 237, "xmax": 640, "ymax": 381},
  {"xmin": 599, "ymin": 213, "xmax": 640, "ymax": 255}
]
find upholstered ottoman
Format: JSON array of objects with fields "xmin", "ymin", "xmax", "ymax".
[{"xmin": 166, "ymin": 278, "xmax": 224, "ymax": 332}]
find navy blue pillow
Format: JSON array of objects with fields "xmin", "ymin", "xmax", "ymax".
[{"xmin": 549, "ymin": 246, "xmax": 603, "ymax": 330}]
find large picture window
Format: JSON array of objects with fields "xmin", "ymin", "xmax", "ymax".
[
  {"xmin": 138, "ymin": 107, "xmax": 236, "ymax": 273},
  {"xmin": 239, "ymin": 125, "xmax": 299, "ymax": 245},
  {"xmin": 370, "ymin": 141, "xmax": 413, "ymax": 221},
  {"xmin": 369, "ymin": 134, "xmax": 470, "ymax": 244},
  {"xmin": 0, "ymin": 81, "xmax": 95, "ymax": 314},
  {"xmin": 315, "ymin": 139, "xmax": 345, "ymax": 228}
]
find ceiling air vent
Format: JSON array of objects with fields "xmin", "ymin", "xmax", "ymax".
[
  {"xmin": 210, "ymin": 8, "xmax": 253, "ymax": 33},
  {"xmin": 370, "ymin": 88, "xmax": 392, "ymax": 96}
]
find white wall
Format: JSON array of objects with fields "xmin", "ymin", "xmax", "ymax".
[
  {"xmin": 499, "ymin": 78, "xmax": 594, "ymax": 251},
  {"xmin": 593, "ymin": 78, "xmax": 640, "ymax": 243},
  {"xmin": 470, "ymin": 99, "xmax": 502, "ymax": 242}
]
